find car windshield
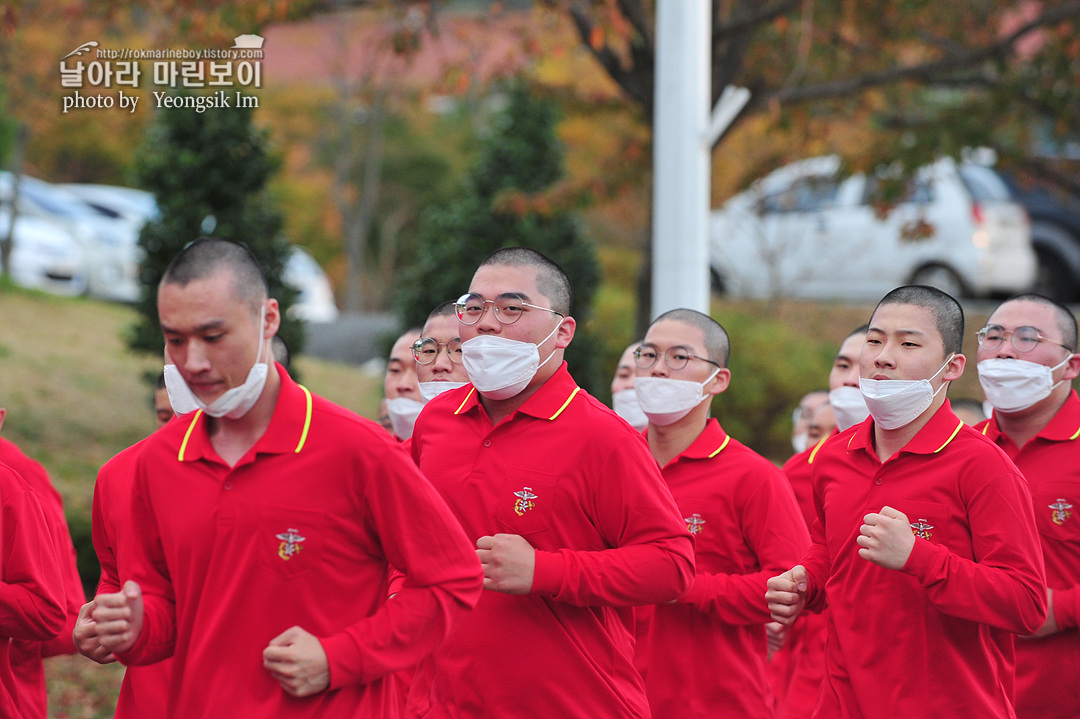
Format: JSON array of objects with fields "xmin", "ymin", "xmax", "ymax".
[{"xmin": 958, "ymin": 165, "xmax": 1012, "ymax": 202}]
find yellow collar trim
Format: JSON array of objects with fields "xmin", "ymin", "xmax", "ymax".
[
  {"xmin": 295, "ymin": 384, "xmax": 312, "ymax": 453},
  {"xmin": 548, "ymin": 386, "xmax": 581, "ymax": 420},
  {"xmin": 934, "ymin": 420, "xmax": 965, "ymax": 453},
  {"xmin": 178, "ymin": 410, "xmax": 204, "ymax": 461},
  {"xmin": 707, "ymin": 434, "xmax": 731, "ymax": 458},
  {"xmin": 454, "ymin": 387, "xmax": 476, "ymax": 415},
  {"xmin": 176, "ymin": 385, "xmax": 313, "ymax": 461},
  {"xmin": 808, "ymin": 434, "xmax": 830, "ymax": 464}
]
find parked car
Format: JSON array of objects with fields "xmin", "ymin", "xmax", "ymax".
[
  {"xmin": 0, "ymin": 210, "xmax": 89, "ymax": 296},
  {"xmin": 0, "ymin": 173, "xmax": 141, "ymax": 302},
  {"xmin": 709, "ymin": 156, "xmax": 1036, "ymax": 300},
  {"xmin": 995, "ymin": 170, "xmax": 1080, "ymax": 303}
]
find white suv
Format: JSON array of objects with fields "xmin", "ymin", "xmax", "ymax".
[{"xmin": 709, "ymin": 156, "xmax": 1036, "ymax": 299}]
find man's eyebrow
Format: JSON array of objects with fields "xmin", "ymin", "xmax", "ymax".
[
  {"xmin": 496, "ymin": 291, "xmax": 532, "ymax": 302},
  {"xmin": 162, "ymin": 319, "xmax": 226, "ymax": 334}
]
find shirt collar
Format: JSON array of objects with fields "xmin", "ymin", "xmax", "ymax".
[
  {"xmin": 674, "ymin": 418, "xmax": 731, "ymax": 460},
  {"xmin": 454, "ymin": 362, "xmax": 581, "ymax": 422},
  {"xmin": 847, "ymin": 399, "xmax": 964, "ymax": 457},
  {"xmin": 982, "ymin": 389, "xmax": 1080, "ymax": 443},
  {"xmin": 177, "ymin": 363, "xmax": 313, "ymax": 464}
]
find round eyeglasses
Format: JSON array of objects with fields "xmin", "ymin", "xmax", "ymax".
[
  {"xmin": 454, "ymin": 293, "xmax": 564, "ymax": 326},
  {"xmin": 412, "ymin": 337, "xmax": 463, "ymax": 365},
  {"xmin": 976, "ymin": 325, "xmax": 1074, "ymax": 354},
  {"xmin": 634, "ymin": 345, "xmax": 722, "ymax": 371}
]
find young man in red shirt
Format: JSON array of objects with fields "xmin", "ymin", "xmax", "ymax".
[
  {"xmin": 75, "ymin": 373, "xmax": 177, "ymax": 718},
  {"xmin": 0, "ymin": 409, "xmax": 82, "ymax": 719},
  {"xmin": 771, "ymin": 325, "xmax": 868, "ymax": 718},
  {"xmin": 383, "ymin": 328, "xmax": 424, "ymax": 440},
  {"xmin": 610, "ymin": 341, "xmax": 648, "ymax": 431},
  {"xmin": 90, "ymin": 238, "xmax": 483, "ymax": 719},
  {"xmin": 631, "ymin": 309, "xmax": 809, "ymax": 718},
  {"xmin": 766, "ymin": 285, "xmax": 1048, "ymax": 718},
  {"xmin": 408, "ymin": 247, "xmax": 695, "ymax": 718},
  {"xmin": 973, "ymin": 293, "xmax": 1080, "ymax": 719}
]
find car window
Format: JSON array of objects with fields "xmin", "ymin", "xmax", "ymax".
[
  {"xmin": 760, "ymin": 177, "xmax": 838, "ymax": 214},
  {"xmin": 860, "ymin": 176, "xmax": 934, "ymax": 205},
  {"xmin": 958, "ymin": 165, "xmax": 1012, "ymax": 202}
]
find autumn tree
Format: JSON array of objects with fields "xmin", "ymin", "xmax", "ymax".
[
  {"xmin": 128, "ymin": 95, "xmax": 303, "ymax": 357},
  {"xmin": 396, "ymin": 81, "xmax": 604, "ymax": 394},
  {"xmin": 536, "ymin": 0, "xmax": 1080, "ymax": 325}
]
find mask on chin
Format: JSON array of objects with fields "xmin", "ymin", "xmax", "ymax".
[
  {"xmin": 978, "ymin": 356, "xmax": 1071, "ymax": 413},
  {"xmin": 418, "ymin": 381, "xmax": 469, "ymax": 403},
  {"xmin": 829, "ymin": 385, "xmax": 870, "ymax": 432},
  {"xmin": 385, "ymin": 397, "xmax": 425, "ymax": 439},
  {"xmin": 635, "ymin": 368, "xmax": 721, "ymax": 426},
  {"xmin": 164, "ymin": 305, "xmax": 271, "ymax": 420},
  {"xmin": 461, "ymin": 320, "xmax": 562, "ymax": 400},
  {"xmin": 859, "ymin": 355, "xmax": 953, "ymax": 431},
  {"xmin": 612, "ymin": 388, "xmax": 649, "ymax": 431}
]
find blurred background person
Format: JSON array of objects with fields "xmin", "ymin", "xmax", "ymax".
[
  {"xmin": 610, "ymin": 341, "xmax": 648, "ymax": 431},
  {"xmin": 790, "ymin": 389, "xmax": 829, "ymax": 455},
  {"xmin": 0, "ymin": 407, "xmax": 82, "ymax": 719},
  {"xmin": 382, "ymin": 327, "xmax": 423, "ymax": 440}
]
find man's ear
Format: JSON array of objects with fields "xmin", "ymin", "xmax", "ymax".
[
  {"xmin": 707, "ymin": 368, "xmax": 732, "ymax": 396},
  {"xmin": 555, "ymin": 316, "xmax": 576, "ymax": 349},
  {"xmin": 943, "ymin": 353, "xmax": 966, "ymax": 382}
]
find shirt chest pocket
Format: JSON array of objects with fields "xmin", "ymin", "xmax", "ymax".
[
  {"xmin": 257, "ymin": 505, "xmax": 325, "ymax": 580},
  {"xmin": 495, "ymin": 471, "xmax": 559, "ymax": 537},
  {"xmin": 896, "ymin": 500, "xmax": 950, "ymax": 548},
  {"xmin": 1034, "ymin": 483, "xmax": 1080, "ymax": 541}
]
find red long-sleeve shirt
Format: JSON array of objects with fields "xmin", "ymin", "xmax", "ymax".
[
  {"xmin": 0, "ymin": 462, "xmax": 66, "ymax": 718},
  {"xmin": 773, "ymin": 437, "xmax": 831, "ymax": 719},
  {"xmin": 92, "ymin": 439, "xmax": 172, "ymax": 718},
  {"xmin": 977, "ymin": 390, "xmax": 1080, "ymax": 719},
  {"xmin": 117, "ymin": 365, "xmax": 483, "ymax": 719},
  {"xmin": 635, "ymin": 419, "xmax": 810, "ymax": 719},
  {"xmin": 0, "ymin": 437, "xmax": 83, "ymax": 719},
  {"xmin": 408, "ymin": 363, "xmax": 695, "ymax": 718},
  {"xmin": 801, "ymin": 401, "xmax": 1047, "ymax": 718}
]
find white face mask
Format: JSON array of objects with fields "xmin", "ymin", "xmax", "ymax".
[
  {"xmin": 829, "ymin": 385, "xmax": 870, "ymax": 432},
  {"xmin": 164, "ymin": 306, "xmax": 270, "ymax": 420},
  {"xmin": 978, "ymin": 356, "xmax": 1072, "ymax": 413},
  {"xmin": 792, "ymin": 432, "xmax": 809, "ymax": 454},
  {"xmin": 384, "ymin": 397, "xmax": 425, "ymax": 439},
  {"xmin": 859, "ymin": 355, "xmax": 953, "ymax": 431},
  {"xmin": 612, "ymin": 388, "xmax": 649, "ymax": 431},
  {"xmin": 635, "ymin": 368, "xmax": 721, "ymax": 426},
  {"xmin": 418, "ymin": 381, "xmax": 468, "ymax": 403},
  {"xmin": 461, "ymin": 320, "xmax": 562, "ymax": 400}
]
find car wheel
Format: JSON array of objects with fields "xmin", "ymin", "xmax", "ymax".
[
  {"xmin": 911, "ymin": 264, "xmax": 966, "ymax": 298},
  {"xmin": 1033, "ymin": 247, "xmax": 1078, "ymax": 304}
]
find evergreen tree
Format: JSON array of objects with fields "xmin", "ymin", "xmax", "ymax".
[
  {"xmin": 397, "ymin": 83, "xmax": 603, "ymax": 394},
  {"xmin": 128, "ymin": 93, "xmax": 302, "ymax": 357}
]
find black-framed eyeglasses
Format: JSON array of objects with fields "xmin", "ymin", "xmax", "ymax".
[
  {"xmin": 412, "ymin": 337, "xmax": 463, "ymax": 365},
  {"xmin": 976, "ymin": 325, "xmax": 1074, "ymax": 354},
  {"xmin": 454, "ymin": 292, "xmax": 564, "ymax": 326},
  {"xmin": 634, "ymin": 345, "xmax": 721, "ymax": 371}
]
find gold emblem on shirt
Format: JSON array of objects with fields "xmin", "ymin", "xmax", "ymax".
[
  {"xmin": 685, "ymin": 513, "xmax": 706, "ymax": 535},
  {"xmin": 1050, "ymin": 498, "xmax": 1073, "ymax": 526},
  {"xmin": 276, "ymin": 528, "xmax": 306, "ymax": 561},
  {"xmin": 513, "ymin": 487, "xmax": 537, "ymax": 516},
  {"xmin": 909, "ymin": 519, "xmax": 933, "ymax": 540}
]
